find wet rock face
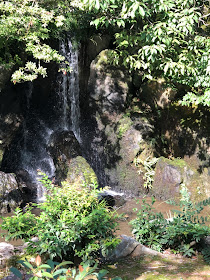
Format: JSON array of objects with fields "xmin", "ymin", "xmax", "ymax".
[
  {"xmin": 0, "ymin": 84, "xmax": 23, "ymax": 167},
  {"xmin": 0, "ymin": 171, "xmax": 23, "ymax": 213},
  {"xmin": 80, "ymin": 49, "xmax": 153, "ymax": 195},
  {"xmin": 0, "ymin": 66, "xmax": 12, "ymax": 93},
  {"xmin": 49, "ymin": 131, "xmax": 81, "ymax": 160},
  {"xmin": 48, "ymin": 131, "xmax": 82, "ymax": 184}
]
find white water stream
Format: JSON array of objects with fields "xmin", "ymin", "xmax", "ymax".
[
  {"xmin": 16, "ymin": 37, "xmax": 80, "ymax": 202},
  {"xmin": 59, "ymin": 38, "xmax": 80, "ymax": 141}
]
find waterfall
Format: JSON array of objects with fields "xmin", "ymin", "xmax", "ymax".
[
  {"xmin": 8, "ymin": 82, "xmax": 56, "ymax": 202},
  {"xmin": 22, "ymin": 82, "xmax": 33, "ymax": 153},
  {"xmin": 20, "ymin": 118, "xmax": 55, "ymax": 201},
  {"xmin": 2, "ymin": 37, "xmax": 81, "ymax": 203},
  {"xmin": 19, "ymin": 116, "xmax": 55, "ymax": 202},
  {"xmin": 59, "ymin": 37, "xmax": 80, "ymax": 141}
]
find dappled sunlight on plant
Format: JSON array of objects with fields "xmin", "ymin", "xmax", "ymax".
[
  {"xmin": 130, "ymin": 184, "xmax": 210, "ymax": 259},
  {"xmin": 1, "ymin": 173, "xmax": 119, "ymax": 265}
]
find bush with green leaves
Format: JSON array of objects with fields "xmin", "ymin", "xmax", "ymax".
[
  {"xmin": 130, "ymin": 185, "xmax": 210, "ymax": 258},
  {"xmin": 1, "ymin": 174, "xmax": 119, "ymax": 264},
  {"xmin": 82, "ymin": 0, "xmax": 210, "ymax": 106},
  {"xmin": 10, "ymin": 255, "xmax": 122, "ymax": 280}
]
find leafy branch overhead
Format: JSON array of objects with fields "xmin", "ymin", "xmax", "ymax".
[
  {"xmin": 0, "ymin": 0, "xmax": 210, "ymax": 106},
  {"xmin": 82, "ymin": 0, "xmax": 210, "ymax": 106},
  {"xmin": 0, "ymin": 0, "xmax": 65, "ymax": 83}
]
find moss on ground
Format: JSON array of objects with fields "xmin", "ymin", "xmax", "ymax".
[{"xmin": 102, "ymin": 254, "xmax": 210, "ymax": 280}]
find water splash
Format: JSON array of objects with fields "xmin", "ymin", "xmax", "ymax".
[{"xmin": 19, "ymin": 117, "xmax": 55, "ymax": 202}]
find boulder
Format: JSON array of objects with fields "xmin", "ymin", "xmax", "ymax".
[
  {"xmin": 88, "ymin": 49, "xmax": 131, "ymax": 113},
  {"xmin": 0, "ymin": 242, "xmax": 14, "ymax": 268},
  {"xmin": 65, "ymin": 156, "xmax": 98, "ymax": 186},
  {"xmin": 152, "ymin": 157, "xmax": 209, "ymax": 202},
  {"xmin": 0, "ymin": 172, "xmax": 23, "ymax": 213},
  {"xmin": 81, "ymin": 49, "xmax": 158, "ymax": 195},
  {"xmin": 98, "ymin": 189, "xmax": 126, "ymax": 208},
  {"xmin": 105, "ymin": 235, "xmax": 162, "ymax": 261}
]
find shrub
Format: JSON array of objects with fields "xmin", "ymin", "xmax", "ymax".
[
  {"xmin": 10, "ymin": 255, "xmax": 122, "ymax": 280},
  {"xmin": 130, "ymin": 185, "xmax": 210, "ymax": 258},
  {"xmin": 1, "ymin": 174, "xmax": 119, "ymax": 264}
]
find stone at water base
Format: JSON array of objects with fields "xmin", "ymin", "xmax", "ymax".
[
  {"xmin": 0, "ymin": 242, "xmax": 14, "ymax": 267},
  {"xmin": 106, "ymin": 235, "xmax": 163, "ymax": 261}
]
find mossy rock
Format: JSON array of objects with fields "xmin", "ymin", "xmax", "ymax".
[
  {"xmin": 152, "ymin": 157, "xmax": 209, "ymax": 203},
  {"xmin": 64, "ymin": 156, "xmax": 97, "ymax": 186},
  {"xmin": 88, "ymin": 49, "xmax": 131, "ymax": 112}
]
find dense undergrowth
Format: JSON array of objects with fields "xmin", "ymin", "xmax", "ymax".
[
  {"xmin": 131, "ymin": 184, "xmax": 210, "ymax": 261},
  {"xmin": 1, "ymin": 174, "xmax": 119, "ymax": 265}
]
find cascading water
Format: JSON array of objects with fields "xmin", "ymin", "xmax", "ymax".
[
  {"xmin": 18, "ymin": 82, "xmax": 56, "ymax": 201},
  {"xmin": 2, "ymin": 37, "xmax": 81, "ymax": 202},
  {"xmin": 59, "ymin": 37, "xmax": 80, "ymax": 141}
]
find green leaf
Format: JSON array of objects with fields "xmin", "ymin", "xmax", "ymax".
[
  {"xmin": 20, "ymin": 261, "xmax": 33, "ymax": 270},
  {"xmin": 53, "ymin": 268, "xmax": 68, "ymax": 277},
  {"xmin": 95, "ymin": 0, "xmax": 100, "ymax": 10},
  {"xmin": 55, "ymin": 261, "xmax": 73, "ymax": 268},
  {"xmin": 41, "ymin": 271, "xmax": 53, "ymax": 278},
  {"xmin": 10, "ymin": 267, "xmax": 22, "ymax": 279},
  {"xmin": 97, "ymin": 269, "xmax": 108, "ymax": 279},
  {"xmin": 39, "ymin": 264, "xmax": 52, "ymax": 269},
  {"xmin": 139, "ymin": 6, "xmax": 145, "ymax": 17}
]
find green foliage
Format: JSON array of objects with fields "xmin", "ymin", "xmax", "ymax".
[
  {"xmin": 130, "ymin": 185, "xmax": 210, "ymax": 259},
  {"xmin": 1, "ymin": 205, "xmax": 37, "ymax": 240},
  {"xmin": 202, "ymin": 247, "xmax": 210, "ymax": 265},
  {"xmin": 10, "ymin": 256, "xmax": 122, "ymax": 280},
  {"xmin": 1, "ymin": 174, "xmax": 119, "ymax": 264},
  {"xmin": 134, "ymin": 157, "xmax": 159, "ymax": 189},
  {"xmin": 0, "ymin": 0, "xmax": 92, "ymax": 83},
  {"xmin": 82, "ymin": 0, "xmax": 210, "ymax": 106},
  {"xmin": 0, "ymin": 0, "xmax": 67, "ymax": 82},
  {"xmin": 130, "ymin": 197, "xmax": 167, "ymax": 251},
  {"xmin": 1, "ymin": 0, "xmax": 209, "ymax": 107}
]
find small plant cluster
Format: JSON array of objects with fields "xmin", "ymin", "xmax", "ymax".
[
  {"xmin": 130, "ymin": 185, "xmax": 210, "ymax": 258},
  {"xmin": 134, "ymin": 156, "xmax": 159, "ymax": 190},
  {"xmin": 1, "ymin": 174, "xmax": 119, "ymax": 264},
  {"xmin": 11, "ymin": 255, "xmax": 122, "ymax": 280}
]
